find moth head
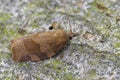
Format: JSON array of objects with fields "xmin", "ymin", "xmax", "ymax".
[
  {"xmin": 67, "ymin": 20, "xmax": 79, "ymax": 40},
  {"xmin": 67, "ymin": 31, "xmax": 79, "ymax": 40}
]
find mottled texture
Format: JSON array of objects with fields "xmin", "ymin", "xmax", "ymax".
[
  {"xmin": 0, "ymin": 0, "xmax": 120, "ymax": 80},
  {"xmin": 11, "ymin": 28, "xmax": 78, "ymax": 62}
]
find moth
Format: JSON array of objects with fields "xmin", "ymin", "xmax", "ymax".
[{"xmin": 10, "ymin": 22, "xmax": 79, "ymax": 62}]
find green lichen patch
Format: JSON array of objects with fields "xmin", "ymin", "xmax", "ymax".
[
  {"xmin": 88, "ymin": 69, "xmax": 97, "ymax": 79},
  {"xmin": 113, "ymin": 42, "xmax": 120, "ymax": 48},
  {"xmin": 0, "ymin": 12, "xmax": 11, "ymax": 23},
  {"xmin": 62, "ymin": 73, "xmax": 75, "ymax": 80},
  {"xmin": 113, "ymin": 30, "xmax": 120, "ymax": 39}
]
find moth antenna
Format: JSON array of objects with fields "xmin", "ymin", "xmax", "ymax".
[
  {"xmin": 63, "ymin": 0, "xmax": 72, "ymax": 33},
  {"xmin": 63, "ymin": 3, "xmax": 78, "ymax": 55},
  {"xmin": 68, "ymin": 18, "xmax": 72, "ymax": 32}
]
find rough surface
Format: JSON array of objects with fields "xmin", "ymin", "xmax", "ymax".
[{"xmin": 0, "ymin": 0, "xmax": 120, "ymax": 80}]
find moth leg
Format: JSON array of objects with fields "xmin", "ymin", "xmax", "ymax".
[
  {"xmin": 47, "ymin": 52, "xmax": 55, "ymax": 58},
  {"xmin": 29, "ymin": 54, "xmax": 40, "ymax": 62}
]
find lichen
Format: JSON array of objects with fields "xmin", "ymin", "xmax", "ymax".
[{"xmin": 0, "ymin": 0, "xmax": 120, "ymax": 80}]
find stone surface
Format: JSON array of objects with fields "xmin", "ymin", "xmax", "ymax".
[{"xmin": 0, "ymin": 0, "xmax": 120, "ymax": 80}]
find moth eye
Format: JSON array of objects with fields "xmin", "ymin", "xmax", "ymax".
[
  {"xmin": 69, "ymin": 36, "xmax": 72, "ymax": 40},
  {"xmin": 49, "ymin": 26, "xmax": 53, "ymax": 30}
]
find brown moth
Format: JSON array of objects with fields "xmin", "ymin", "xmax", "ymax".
[{"xmin": 10, "ymin": 22, "xmax": 79, "ymax": 62}]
